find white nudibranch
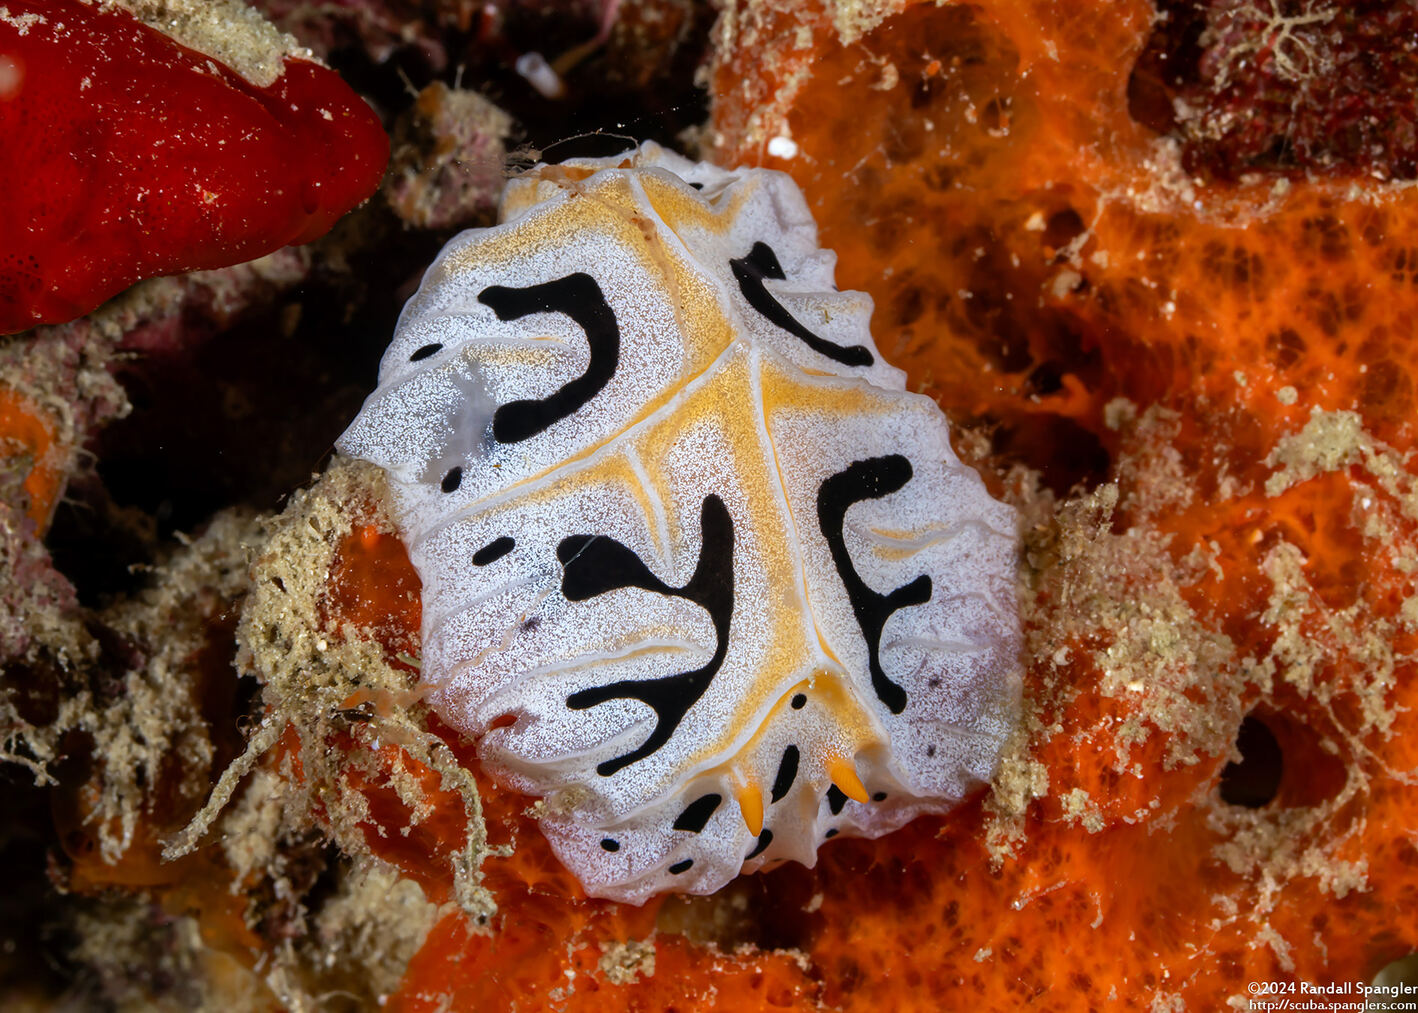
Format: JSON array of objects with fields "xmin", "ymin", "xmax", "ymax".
[{"xmin": 337, "ymin": 141, "xmax": 1023, "ymax": 904}]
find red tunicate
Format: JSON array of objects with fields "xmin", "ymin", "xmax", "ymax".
[{"xmin": 0, "ymin": 0, "xmax": 389, "ymax": 333}]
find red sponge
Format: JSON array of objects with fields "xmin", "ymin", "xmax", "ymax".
[{"xmin": 0, "ymin": 0, "xmax": 389, "ymax": 333}]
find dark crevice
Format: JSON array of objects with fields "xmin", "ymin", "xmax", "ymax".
[{"xmin": 1219, "ymin": 714, "xmax": 1283, "ymax": 808}]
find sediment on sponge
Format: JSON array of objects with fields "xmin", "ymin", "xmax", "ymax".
[{"xmin": 168, "ymin": 457, "xmax": 500, "ymax": 924}]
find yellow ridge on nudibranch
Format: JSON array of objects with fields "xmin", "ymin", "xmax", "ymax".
[
  {"xmin": 827, "ymin": 755, "xmax": 869, "ymax": 804},
  {"xmin": 736, "ymin": 781, "xmax": 765, "ymax": 837}
]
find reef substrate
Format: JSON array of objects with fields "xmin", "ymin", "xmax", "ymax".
[{"xmin": 3, "ymin": 0, "xmax": 1417, "ymax": 1009}]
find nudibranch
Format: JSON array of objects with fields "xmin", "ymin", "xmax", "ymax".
[{"xmin": 338, "ymin": 141, "xmax": 1022, "ymax": 903}]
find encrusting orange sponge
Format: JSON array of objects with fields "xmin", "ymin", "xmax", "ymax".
[
  {"xmin": 0, "ymin": 387, "xmax": 66, "ymax": 532},
  {"xmin": 702, "ymin": 0, "xmax": 1418, "ymax": 1008}
]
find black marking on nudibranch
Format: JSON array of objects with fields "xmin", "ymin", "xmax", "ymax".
[
  {"xmin": 817, "ymin": 455, "xmax": 932, "ymax": 715},
  {"xmin": 730, "ymin": 242, "xmax": 874, "ymax": 367},
  {"xmin": 472, "ymin": 536, "xmax": 515, "ymax": 566},
  {"xmin": 477, "ymin": 273, "xmax": 620, "ymax": 443},
  {"xmin": 826, "ymin": 785, "xmax": 848, "ymax": 815},
  {"xmin": 668, "ymin": 858, "xmax": 694, "ymax": 874},
  {"xmin": 770, "ymin": 745, "xmax": 799, "ymax": 804},
  {"xmin": 410, "ymin": 342, "xmax": 443, "ymax": 361},
  {"xmin": 600, "ymin": 838, "xmax": 620, "ymax": 852},
  {"xmin": 560, "ymin": 495, "xmax": 734, "ymax": 776},
  {"xmin": 441, "ymin": 466, "xmax": 463, "ymax": 493},
  {"xmin": 872, "ymin": 792, "xmax": 888, "ymax": 802},
  {"xmin": 672, "ymin": 793, "xmax": 723, "ymax": 833},
  {"xmin": 790, "ymin": 693, "xmax": 807, "ymax": 710},
  {"xmin": 745, "ymin": 829, "xmax": 774, "ymax": 860}
]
